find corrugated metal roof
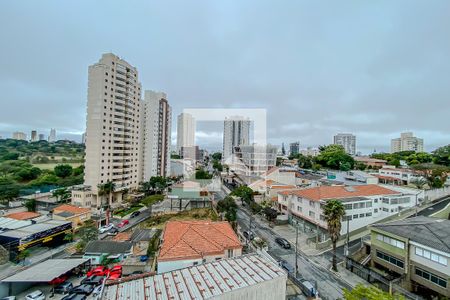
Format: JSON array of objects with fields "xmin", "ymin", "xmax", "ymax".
[
  {"xmin": 0, "ymin": 217, "xmax": 31, "ymax": 230},
  {"xmin": 0, "ymin": 220, "xmax": 71, "ymax": 238},
  {"xmin": 103, "ymin": 254, "xmax": 286, "ymax": 300},
  {"xmin": 2, "ymin": 258, "xmax": 89, "ymax": 282}
]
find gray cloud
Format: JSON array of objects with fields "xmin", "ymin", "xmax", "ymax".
[{"xmin": 0, "ymin": 0, "xmax": 449, "ymax": 153}]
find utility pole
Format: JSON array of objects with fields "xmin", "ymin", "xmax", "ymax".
[
  {"xmin": 345, "ymin": 217, "xmax": 350, "ymax": 266},
  {"xmin": 295, "ymin": 223, "xmax": 299, "ymax": 276}
]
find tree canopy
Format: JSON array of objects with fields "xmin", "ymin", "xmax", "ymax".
[
  {"xmin": 343, "ymin": 284, "xmax": 404, "ymax": 300},
  {"xmin": 315, "ymin": 145, "xmax": 355, "ymax": 170}
]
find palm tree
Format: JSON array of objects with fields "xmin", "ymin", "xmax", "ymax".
[
  {"xmin": 97, "ymin": 181, "xmax": 116, "ymax": 225},
  {"xmin": 323, "ymin": 199, "xmax": 346, "ymax": 272}
]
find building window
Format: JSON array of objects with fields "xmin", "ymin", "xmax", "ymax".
[
  {"xmin": 376, "ymin": 234, "xmax": 405, "ymax": 249},
  {"xmin": 227, "ymin": 249, "xmax": 233, "ymax": 258},
  {"xmin": 344, "ymin": 203, "xmax": 352, "ymax": 210},
  {"xmin": 415, "ymin": 267, "xmax": 447, "ymax": 288},
  {"xmin": 415, "ymin": 247, "xmax": 448, "ymax": 266},
  {"xmin": 376, "ymin": 250, "xmax": 404, "ymax": 268},
  {"xmin": 308, "ymin": 211, "xmax": 315, "ymax": 218}
]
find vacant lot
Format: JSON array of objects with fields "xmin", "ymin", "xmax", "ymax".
[{"xmin": 142, "ymin": 208, "xmax": 219, "ymax": 229}]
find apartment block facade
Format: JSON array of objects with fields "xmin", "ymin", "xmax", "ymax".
[
  {"xmin": 289, "ymin": 142, "xmax": 300, "ymax": 156},
  {"xmin": 231, "ymin": 144, "xmax": 277, "ymax": 177},
  {"xmin": 391, "ymin": 132, "xmax": 424, "ymax": 153},
  {"xmin": 12, "ymin": 132, "xmax": 26, "ymax": 140},
  {"xmin": 370, "ymin": 217, "xmax": 450, "ymax": 298},
  {"xmin": 223, "ymin": 116, "xmax": 251, "ymax": 163},
  {"xmin": 83, "ymin": 53, "xmax": 142, "ymax": 208},
  {"xmin": 176, "ymin": 112, "xmax": 195, "ymax": 154},
  {"xmin": 142, "ymin": 90, "xmax": 171, "ymax": 180},
  {"xmin": 333, "ymin": 133, "xmax": 356, "ymax": 155}
]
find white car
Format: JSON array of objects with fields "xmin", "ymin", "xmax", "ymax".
[
  {"xmin": 99, "ymin": 223, "xmax": 115, "ymax": 233},
  {"xmin": 92, "ymin": 285, "xmax": 103, "ymax": 297},
  {"xmin": 25, "ymin": 290, "xmax": 45, "ymax": 300}
]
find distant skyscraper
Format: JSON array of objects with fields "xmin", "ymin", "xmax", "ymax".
[
  {"xmin": 223, "ymin": 116, "xmax": 251, "ymax": 163},
  {"xmin": 281, "ymin": 143, "xmax": 286, "ymax": 155},
  {"xmin": 391, "ymin": 132, "xmax": 424, "ymax": 153},
  {"xmin": 48, "ymin": 128, "xmax": 56, "ymax": 143},
  {"xmin": 81, "ymin": 132, "xmax": 86, "ymax": 144},
  {"xmin": 83, "ymin": 53, "xmax": 142, "ymax": 208},
  {"xmin": 30, "ymin": 130, "xmax": 37, "ymax": 142},
  {"xmin": 12, "ymin": 132, "xmax": 26, "ymax": 140},
  {"xmin": 333, "ymin": 133, "xmax": 356, "ymax": 155},
  {"xmin": 176, "ymin": 113, "xmax": 196, "ymax": 154},
  {"xmin": 142, "ymin": 90, "xmax": 172, "ymax": 180},
  {"xmin": 38, "ymin": 134, "xmax": 45, "ymax": 141},
  {"xmin": 289, "ymin": 142, "xmax": 300, "ymax": 156}
]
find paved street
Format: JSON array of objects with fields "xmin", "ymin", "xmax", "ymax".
[
  {"xmin": 415, "ymin": 196, "xmax": 450, "ymax": 217},
  {"xmin": 99, "ymin": 206, "xmax": 153, "ymax": 239}
]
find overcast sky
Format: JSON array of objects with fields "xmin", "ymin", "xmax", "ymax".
[{"xmin": 1, "ymin": 1, "xmax": 449, "ymax": 154}]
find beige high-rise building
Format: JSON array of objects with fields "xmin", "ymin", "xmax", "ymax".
[
  {"xmin": 12, "ymin": 132, "xmax": 27, "ymax": 140},
  {"xmin": 391, "ymin": 132, "xmax": 424, "ymax": 153},
  {"xmin": 333, "ymin": 133, "xmax": 356, "ymax": 155},
  {"xmin": 176, "ymin": 113, "xmax": 196, "ymax": 154},
  {"xmin": 30, "ymin": 130, "xmax": 37, "ymax": 142},
  {"xmin": 79, "ymin": 53, "xmax": 142, "ymax": 209},
  {"xmin": 142, "ymin": 91, "xmax": 171, "ymax": 180}
]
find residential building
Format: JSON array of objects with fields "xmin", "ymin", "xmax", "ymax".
[
  {"xmin": 168, "ymin": 181, "xmax": 212, "ymax": 211},
  {"xmin": 82, "ymin": 53, "xmax": 142, "ymax": 209},
  {"xmin": 142, "ymin": 90, "xmax": 172, "ymax": 179},
  {"xmin": 52, "ymin": 204, "xmax": 91, "ymax": 228},
  {"xmin": 103, "ymin": 254, "xmax": 287, "ymax": 300},
  {"xmin": 277, "ymin": 185, "xmax": 416, "ymax": 237},
  {"xmin": 157, "ymin": 220, "xmax": 242, "ymax": 273},
  {"xmin": 30, "ymin": 130, "xmax": 37, "ymax": 142},
  {"xmin": 83, "ymin": 240, "xmax": 132, "ymax": 264},
  {"xmin": 289, "ymin": 142, "xmax": 300, "ymax": 156},
  {"xmin": 180, "ymin": 145, "xmax": 200, "ymax": 161},
  {"xmin": 5, "ymin": 211, "xmax": 40, "ymax": 221},
  {"xmin": 300, "ymin": 147, "xmax": 320, "ymax": 157},
  {"xmin": 249, "ymin": 179, "xmax": 296, "ymax": 204},
  {"xmin": 222, "ymin": 116, "xmax": 251, "ymax": 163},
  {"xmin": 38, "ymin": 134, "xmax": 45, "ymax": 141},
  {"xmin": 48, "ymin": 128, "xmax": 56, "ymax": 143},
  {"xmin": 81, "ymin": 132, "xmax": 86, "ymax": 144},
  {"xmin": 354, "ymin": 156, "xmax": 387, "ymax": 168},
  {"xmin": 333, "ymin": 133, "xmax": 356, "ymax": 155},
  {"xmin": 377, "ymin": 165, "xmax": 422, "ymax": 185},
  {"xmin": 370, "ymin": 217, "xmax": 450, "ymax": 298},
  {"xmin": 12, "ymin": 131, "xmax": 26, "ymax": 141},
  {"xmin": 170, "ymin": 159, "xmax": 195, "ymax": 178},
  {"xmin": 176, "ymin": 112, "xmax": 195, "ymax": 154},
  {"xmin": 230, "ymin": 144, "xmax": 277, "ymax": 177},
  {"xmin": 71, "ymin": 185, "xmax": 95, "ymax": 208},
  {"xmin": 391, "ymin": 132, "xmax": 424, "ymax": 153},
  {"xmin": 263, "ymin": 166, "xmax": 297, "ymax": 186}
]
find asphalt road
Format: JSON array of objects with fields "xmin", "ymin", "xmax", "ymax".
[
  {"xmin": 99, "ymin": 206, "xmax": 152, "ymax": 239},
  {"xmin": 414, "ymin": 197, "xmax": 450, "ymax": 217},
  {"xmin": 237, "ymin": 208, "xmax": 350, "ymax": 300}
]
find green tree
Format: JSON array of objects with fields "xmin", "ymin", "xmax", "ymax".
[
  {"xmin": 264, "ymin": 207, "xmax": 278, "ymax": 222},
  {"xmin": 54, "ymin": 164, "xmax": 73, "ymax": 178},
  {"xmin": 17, "ymin": 249, "xmax": 31, "ymax": 265},
  {"xmin": 323, "ymin": 199, "xmax": 346, "ymax": 272},
  {"xmin": 343, "ymin": 284, "xmax": 404, "ymax": 300},
  {"xmin": 76, "ymin": 220, "xmax": 98, "ymax": 251},
  {"xmin": 212, "ymin": 161, "xmax": 223, "ymax": 172},
  {"xmin": 195, "ymin": 168, "xmax": 213, "ymax": 180},
  {"xmin": 354, "ymin": 161, "xmax": 366, "ymax": 171},
  {"xmin": 297, "ymin": 154, "xmax": 313, "ymax": 169},
  {"xmin": 52, "ymin": 187, "xmax": 71, "ymax": 203},
  {"xmin": 24, "ymin": 199, "xmax": 36, "ymax": 212},
  {"xmin": 433, "ymin": 145, "xmax": 450, "ymax": 166},
  {"xmin": 97, "ymin": 180, "xmax": 116, "ymax": 212},
  {"xmin": 0, "ymin": 177, "xmax": 21, "ymax": 203},
  {"xmin": 231, "ymin": 186, "xmax": 254, "ymax": 204},
  {"xmin": 216, "ymin": 196, "xmax": 238, "ymax": 222},
  {"xmin": 211, "ymin": 152, "xmax": 222, "ymax": 161},
  {"xmin": 170, "ymin": 153, "xmax": 181, "ymax": 159},
  {"xmin": 15, "ymin": 167, "xmax": 42, "ymax": 181},
  {"xmin": 412, "ymin": 163, "xmax": 449, "ymax": 188},
  {"xmin": 315, "ymin": 145, "xmax": 355, "ymax": 170},
  {"xmin": 149, "ymin": 176, "xmax": 168, "ymax": 194}
]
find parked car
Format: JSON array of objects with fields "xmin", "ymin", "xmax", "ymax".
[
  {"xmin": 130, "ymin": 211, "xmax": 141, "ymax": 218},
  {"xmin": 92, "ymin": 285, "xmax": 103, "ymax": 298},
  {"xmin": 87, "ymin": 266, "xmax": 109, "ymax": 277},
  {"xmin": 106, "ymin": 227, "xmax": 119, "ymax": 235},
  {"xmin": 108, "ymin": 272, "xmax": 121, "ymax": 280},
  {"xmin": 61, "ymin": 294, "xmax": 86, "ymax": 300},
  {"xmin": 300, "ymin": 280, "xmax": 317, "ymax": 298},
  {"xmin": 25, "ymin": 290, "xmax": 45, "ymax": 300},
  {"xmin": 243, "ymin": 231, "xmax": 255, "ymax": 240},
  {"xmin": 117, "ymin": 219, "xmax": 129, "ymax": 228},
  {"xmin": 109, "ymin": 265, "xmax": 122, "ymax": 275},
  {"xmin": 54, "ymin": 282, "xmax": 74, "ymax": 294},
  {"xmin": 279, "ymin": 260, "xmax": 295, "ymax": 274},
  {"xmin": 1, "ymin": 297, "xmax": 16, "ymax": 300},
  {"xmin": 99, "ymin": 223, "xmax": 115, "ymax": 233},
  {"xmin": 275, "ymin": 237, "xmax": 291, "ymax": 249},
  {"xmin": 70, "ymin": 284, "xmax": 95, "ymax": 295},
  {"xmin": 81, "ymin": 275, "xmax": 104, "ymax": 285}
]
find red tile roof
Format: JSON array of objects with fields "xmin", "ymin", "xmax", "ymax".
[
  {"xmin": 6, "ymin": 211, "xmax": 40, "ymax": 220},
  {"xmin": 159, "ymin": 221, "xmax": 242, "ymax": 262},
  {"xmin": 279, "ymin": 185, "xmax": 399, "ymax": 201},
  {"xmin": 53, "ymin": 204, "xmax": 90, "ymax": 214}
]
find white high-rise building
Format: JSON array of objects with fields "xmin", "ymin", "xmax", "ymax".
[
  {"xmin": 12, "ymin": 132, "xmax": 26, "ymax": 140},
  {"xmin": 231, "ymin": 144, "xmax": 277, "ymax": 177},
  {"xmin": 142, "ymin": 90, "xmax": 172, "ymax": 180},
  {"xmin": 176, "ymin": 113, "xmax": 196, "ymax": 154},
  {"xmin": 223, "ymin": 116, "xmax": 251, "ymax": 163},
  {"xmin": 391, "ymin": 132, "xmax": 424, "ymax": 153},
  {"xmin": 333, "ymin": 133, "xmax": 356, "ymax": 155},
  {"xmin": 48, "ymin": 128, "xmax": 56, "ymax": 143},
  {"xmin": 80, "ymin": 53, "xmax": 142, "ymax": 208}
]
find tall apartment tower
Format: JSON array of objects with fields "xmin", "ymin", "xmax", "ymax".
[
  {"xmin": 142, "ymin": 90, "xmax": 172, "ymax": 180},
  {"xmin": 333, "ymin": 133, "xmax": 356, "ymax": 155},
  {"xmin": 83, "ymin": 53, "xmax": 142, "ymax": 208},
  {"xmin": 38, "ymin": 134, "xmax": 45, "ymax": 141},
  {"xmin": 30, "ymin": 130, "xmax": 37, "ymax": 142},
  {"xmin": 391, "ymin": 132, "xmax": 424, "ymax": 153},
  {"xmin": 176, "ymin": 113, "xmax": 196, "ymax": 154},
  {"xmin": 12, "ymin": 132, "xmax": 26, "ymax": 140},
  {"xmin": 289, "ymin": 142, "xmax": 300, "ymax": 156},
  {"xmin": 48, "ymin": 128, "xmax": 56, "ymax": 143},
  {"xmin": 223, "ymin": 116, "xmax": 251, "ymax": 163}
]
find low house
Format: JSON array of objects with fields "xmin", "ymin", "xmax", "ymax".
[
  {"xmin": 168, "ymin": 181, "xmax": 212, "ymax": 211},
  {"xmin": 378, "ymin": 166, "xmax": 423, "ymax": 185},
  {"xmin": 278, "ymin": 184, "xmax": 416, "ymax": 238},
  {"xmin": 5, "ymin": 211, "xmax": 40, "ymax": 221},
  {"xmin": 131, "ymin": 228, "xmax": 159, "ymax": 256},
  {"xmin": 52, "ymin": 204, "xmax": 91, "ymax": 228},
  {"xmin": 103, "ymin": 254, "xmax": 287, "ymax": 300},
  {"xmin": 370, "ymin": 217, "xmax": 450, "ymax": 298},
  {"xmin": 249, "ymin": 179, "xmax": 296, "ymax": 204},
  {"xmin": 354, "ymin": 156, "xmax": 387, "ymax": 168},
  {"xmin": 83, "ymin": 240, "xmax": 132, "ymax": 264},
  {"xmin": 120, "ymin": 229, "xmax": 160, "ymax": 275},
  {"xmin": 157, "ymin": 220, "xmax": 242, "ymax": 273}
]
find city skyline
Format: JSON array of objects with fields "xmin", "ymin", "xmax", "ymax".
[{"xmin": 1, "ymin": 1, "xmax": 450, "ymax": 153}]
